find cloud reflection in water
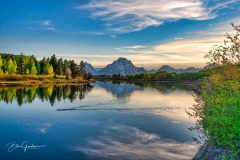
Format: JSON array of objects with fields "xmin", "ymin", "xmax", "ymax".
[{"xmin": 73, "ymin": 124, "xmax": 198, "ymax": 160}]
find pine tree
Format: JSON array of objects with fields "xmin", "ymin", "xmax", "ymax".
[
  {"xmin": 17, "ymin": 53, "xmax": 25, "ymax": 75},
  {"xmin": 27, "ymin": 59, "xmax": 35, "ymax": 74},
  {"xmin": 69, "ymin": 60, "xmax": 80, "ymax": 78},
  {"xmin": 50, "ymin": 54, "xmax": 57, "ymax": 72},
  {"xmin": 36, "ymin": 62, "xmax": 41, "ymax": 74},
  {"xmin": 56, "ymin": 58, "xmax": 63, "ymax": 75},
  {"xmin": 40, "ymin": 57, "xmax": 47, "ymax": 74},
  {"xmin": 2, "ymin": 59, "xmax": 7, "ymax": 73},
  {"xmin": 79, "ymin": 61, "xmax": 85, "ymax": 76},
  {"xmin": 63, "ymin": 59, "xmax": 69, "ymax": 74}
]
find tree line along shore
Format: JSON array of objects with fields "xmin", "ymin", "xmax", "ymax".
[{"xmin": 0, "ymin": 53, "xmax": 94, "ymax": 85}]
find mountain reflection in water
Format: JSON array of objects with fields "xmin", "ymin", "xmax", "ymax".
[{"xmin": 0, "ymin": 81, "xmax": 199, "ymax": 160}]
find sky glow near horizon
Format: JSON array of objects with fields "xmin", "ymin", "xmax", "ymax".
[{"xmin": 0, "ymin": 0, "xmax": 239, "ymax": 70}]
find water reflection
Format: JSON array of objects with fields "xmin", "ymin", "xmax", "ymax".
[
  {"xmin": 74, "ymin": 124, "xmax": 198, "ymax": 160},
  {"xmin": 0, "ymin": 85, "xmax": 93, "ymax": 106},
  {"xmin": 0, "ymin": 81, "xmax": 191, "ymax": 107},
  {"xmin": 96, "ymin": 80, "xmax": 190, "ymax": 98},
  {"xmin": 0, "ymin": 81, "xmax": 199, "ymax": 160}
]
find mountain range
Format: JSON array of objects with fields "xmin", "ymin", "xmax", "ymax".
[{"xmin": 84, "ymin": 57, "xmax": 202, "ymax": 75}]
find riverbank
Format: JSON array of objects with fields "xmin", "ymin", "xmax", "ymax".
[
  {"xmin": 95, "ymin": 77, "xmax": 196, "ymax": 84},
  {"xmin": 193, "ymin": 142, "xmax": 239, "ymax": 160},
  {"xmin": 0, "ymin": 78, "xmax": 95, "ymax": 86},
  {"xmin": 191, "ymin": 74, "xmax": 240, "ymax": 159}
]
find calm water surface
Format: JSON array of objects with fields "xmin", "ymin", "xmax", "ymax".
[{"xmin": 0, "ymin": 81, "xmax": 199, "ymax": 160}]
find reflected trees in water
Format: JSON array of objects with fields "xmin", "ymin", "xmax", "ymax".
[{"xmin": 0, "ymin": 84, "xmax": 93, "ymax": 106}]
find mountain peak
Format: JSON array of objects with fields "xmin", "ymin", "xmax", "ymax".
[{"xmin": 96, "ymin": 57, "xmax": 146, "ymax": 75}]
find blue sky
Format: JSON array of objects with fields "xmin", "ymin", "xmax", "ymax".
[{"xmin": 0, "ymin": 0, "xmax": 239, "ymax": 69}]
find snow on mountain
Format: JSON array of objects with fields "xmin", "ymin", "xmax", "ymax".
[
  {"xmin": 85, "ymin": 58, "xmax": 202, "ymax": 75},
  {"xmin": 84, "ymin": 62, "xmax": 97, "ymax": 75},
  {"xmin": 93, "ymin": 81, "xmax": 143, "ymax": 98},
  {"xmin": 97, "ymin": 57, "xmax": 147, "ymax": 75}
]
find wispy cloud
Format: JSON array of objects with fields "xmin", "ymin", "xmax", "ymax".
[
  {"xmin": 73, "ymin": 124, "xmax": 198, "ymax": 160},
  {"xmin": 125, "ymin": 45, "xmax": 146, "ymax": 49},
  {"xmin": 46, "ymin": 27, "xmax": 55, "ymax": 31},
  {"xmin": 174, "ymin": 37, "xmax": 183, "ymax": 40},
  {"xmin": 42, "ymin": 20, "xmax": 51, "ymax": 26},
  {"xmin": 110, "ymin": 34, "xmax": 116, "ymax": 38},
  {"xmin": 77, "ymin": 0, "xmax": 238, "ymax": 34}
]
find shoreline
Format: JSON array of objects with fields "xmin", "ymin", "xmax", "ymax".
[
  {"xmin": 193, "ymin": 142, "xmax": 239, "ymax": 160},
  {"xmin": 0, "ymin": 79, "xmax": 96, "ymax": 86},
  {"xmin": 94, "ymin": 77, "xmax": 196, "ymax": 84}
]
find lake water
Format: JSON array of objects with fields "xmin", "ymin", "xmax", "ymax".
[{"xmin": 0, "ymin": 81, "xmax": 199, "ymax": 160}]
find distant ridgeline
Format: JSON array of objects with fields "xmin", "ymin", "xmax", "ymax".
[
  {"xmin": 85, "ymin": 57, "xmax": 207, "ymax": 81},
  {"xmin": 0, "ymin": 53, "xmax": 92, "ymax": 80}
]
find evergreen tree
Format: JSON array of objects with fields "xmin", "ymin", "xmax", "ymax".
[
  {"xmin": 69, "ymin": 60, "xmax": 80, "ymax": 78},
  {"xmin": 79, "ymin": 61, "xmax": 85, "ymax": 75},
  {"xmin": 63, "ymin": 59, "xmax": 69, "ymax": 74},
  {"xmin": 56, "ymin": 58, "xmax": 63, "ymax": 75},
  {"xmin": 36, "ymin": 62, "xmax": 41, "ymax": 74},
  {"xmin": 17, "ymin": 53, "xmax": 25, "ymax": 75},
  {"xmin": 50, "ymin": 54, "xmax": 58, "ymax": 72},
  {"xmin": 27, "ymin": 59, "xmax": 35, "ymax": 74},
  {"xmin": 2, "ymin": 59, "xmax": 7, "ymax": 73},
  {"xmin": 40, "ymin": 57, "xmax": 47, "ymax": 74}
]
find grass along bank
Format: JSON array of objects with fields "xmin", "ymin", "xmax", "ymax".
[{"xmin": 0, "ymin": 75, "xmax": 95, "ymax": 86}]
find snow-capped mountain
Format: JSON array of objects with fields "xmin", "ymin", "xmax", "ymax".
[
  {"xmin": 97, "ymin": 57, "xmax": 147, "ymax": 75},
  {"xmin": 84, "ymin": 62, "xmax": 97, "ymax": 75},
  {"xmin": 84, "ymin": 58, "xmax": 202, "ymax": 76},
  {"xmin": 157, "ymin": 65, "xmax": 201, "ymax": 73},
  {"xmin": 93, "ymin": 81, "xmax": 143, "ymax": 98}
]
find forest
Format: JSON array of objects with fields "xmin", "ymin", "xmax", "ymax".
[{"xmin": 0, "ymin": 53, "xmax": 93, "ymax": 80}]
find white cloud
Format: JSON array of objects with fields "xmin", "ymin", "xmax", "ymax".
[
  {"xmin": 77, "ymin": 0, "xmax": 238, "ymax": 34},
  {"xmin": 110, "ymin": 34, "xmax": 116, "ymax": 38},
  {"xmin": 125, "ymin": 45, "xmax": 146, "ymax": 49},
  {"xmin": 73, "ymin": 124, "xmax": 198, "ymax": 160},
  {"xmin": 39, "ymin": 128, "xmax": 46, "ymax": 133},
  {"xmin": 46, "ymin": 27, "xmax": 55, "ymax": 31},
  {"xmin": 42, "ymin": 20, "xmax": 51, "ymax": 26},
  {"xmin": 174, "ymin": 37, "xmax": 183, "ymax": 40}
]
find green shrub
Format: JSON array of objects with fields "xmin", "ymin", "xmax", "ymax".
[{"xmin": 201, "ymin": 76, "xmax": 240, "ymax": 154}]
